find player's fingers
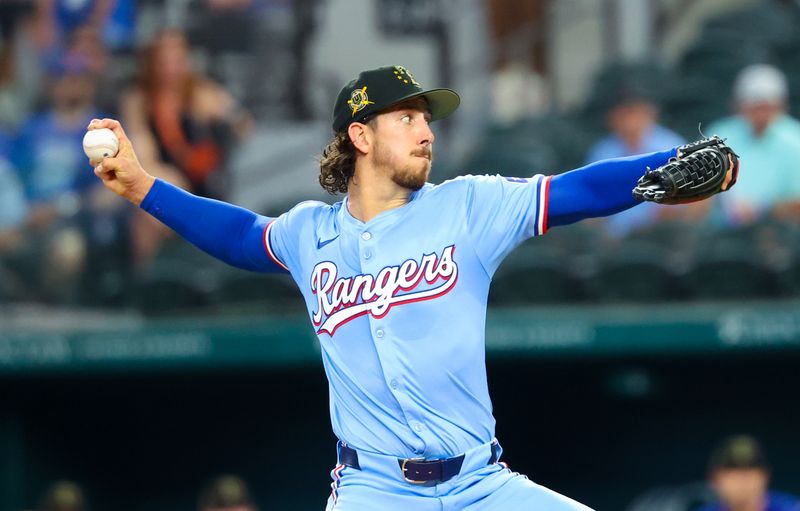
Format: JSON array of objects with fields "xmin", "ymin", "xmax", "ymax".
[
  {"xmin": 94, "ymin": 163, "xmax": 113, "ymax": 180},
  {"xmin": 87, "ymin": 117, "xmax": 132, "ymax": 148},
  {"xmin": 721, "ymin": 155, "xmax": 734, "ymax": 191},
  {"xmin": 95, "ymin": 156, "xmax": 125, "ymax": 177},
  {"xmin": 101, "ymin": 156, "xmax": 126, "ymax": 171}
]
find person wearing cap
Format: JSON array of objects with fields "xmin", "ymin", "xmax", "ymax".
[
  {"xmin": 86, "ymin": 65, "xmax": 733, "ymax": 510},
  {"xmin": 198, "ymin": 475, "xmax": 258, "ymax": 511},
  {"xmin": 585, "ymin": 85, "xmax": 687, "ymax": 237},
  {"xmin": 707, "ymin": 64, "xmax": 800, "ymax": 224},
  {"xmin": 37, "ymin": 480, "xmax": 86, "ymax": 511},
  {"xmin": 698, "ymin": 435, "xmax": 799, "ymax": 511}
]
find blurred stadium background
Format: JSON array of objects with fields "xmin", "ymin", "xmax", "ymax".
[{"xmin": 2, "ymin": 0, "xmax": 800, "ymax": 510}]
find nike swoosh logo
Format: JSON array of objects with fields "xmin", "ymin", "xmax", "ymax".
[{"xmin": 316, "ymin": 235, "xmax": 339, "ymax": 249}]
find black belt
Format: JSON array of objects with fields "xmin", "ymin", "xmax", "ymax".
[{"xmin": 338, "ymin": 441, "xmax": 499, "ymax": 484}]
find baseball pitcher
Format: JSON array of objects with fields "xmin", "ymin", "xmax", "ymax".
[{"xmin": 86, "ymin": 66, "xmax": 737, "ymax": 510}]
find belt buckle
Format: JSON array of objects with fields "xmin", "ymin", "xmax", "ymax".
[{"xmin": 400, "ymin": 457, "xmax": 429, "ymax": 484}]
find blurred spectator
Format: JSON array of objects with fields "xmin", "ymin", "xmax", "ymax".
[
  {"xmin": 0, "ymin": 2, "xmax": 44, "ymax": 131},
  {"xmin": 699, "ymin": 435, "xmax": 799, "ymax": 511},
  {"xmin": 0, "ymin": 133, "xmax": 29, "ymax": 299},
  {"xmin": 0, "ymin": 130, "xmax": 26, "ymax": 240},
  {"xmin": 708, "ymin": 64, "xmax": 800, "ymax": 225},
  {"xmin": 64, "ymin": 23, "xmax": 117, "ymax": 115},
  {"xmin": 38, "ymin": 481, "xmax": 86, "ymax": 511},
  {"xmin": 122, "ymin": 28, "xmax": 252, "ymax": 199},
  {"xmin": 120, "ymin": 28, "xmax": 252, "ymax": 267},
  {"xmin": 31, "ymin": 0, "xmax": 135, "ymax": 55},
  {"xmin": 206, "ymin": 0, "xmax": 255, "ymax": 11},
  {"xmin": 585, "ymin": 89, "xmax": 687, "ymax": 237},
  {"xmin": 10, "ymin": 53, "xmax": 117, "ymax": 302},
  {"xmin": 198, "ymin": 475, "xmax": 258, "ymax": 511},
  {"xmin": 490, "ymin": 63, "xmax": 549, "ymax": 125}
]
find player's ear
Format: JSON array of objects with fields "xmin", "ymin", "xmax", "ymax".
[{"xmin": 348, "ymin": 121, "xmax": 372, "ymax": 155}]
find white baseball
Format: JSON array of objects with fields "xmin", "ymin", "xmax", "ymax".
[{"xmin": 83, "ymin": 128, "xmax": 119, "ymax": 161}]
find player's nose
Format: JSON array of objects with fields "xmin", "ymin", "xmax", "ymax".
[{"xmin": 419, "ymin": 120, "xmax": 435, "ymax": 146}]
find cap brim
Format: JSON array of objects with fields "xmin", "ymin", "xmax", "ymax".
[{"xmin": 383, "ymin": 88, "xmax": 461, "ymax": 122}]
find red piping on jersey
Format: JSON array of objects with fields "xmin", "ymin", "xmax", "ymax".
[
  {"xmin": 263, "ymin": 220, "xmax": 289, "ymax": 272},
  {"xmin": 542, "ymin": 175, "xmax": 552, "ymax": 234}
]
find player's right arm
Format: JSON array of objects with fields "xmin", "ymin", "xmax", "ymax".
[{"xmin": 87, "ymin": 118, "xmax": 286, "ymax": 273}]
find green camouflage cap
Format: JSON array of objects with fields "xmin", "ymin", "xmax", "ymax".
[
  {"xmin": 332, "ymin": 65, "xmax": 460, "ymax": 132},
  {"xmin": 709, "ymin": 435, "xmax": 769, "ymax": 471}
]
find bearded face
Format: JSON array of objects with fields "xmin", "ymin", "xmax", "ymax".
[
  {"xmin": 368, "ymin": 100, "xmax": 434, "ymax": 191},
  {"xmin": 373, "ymin": 136, "xmax": 432, "ymax": 191}
]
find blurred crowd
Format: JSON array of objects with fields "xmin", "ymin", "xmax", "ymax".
[
  {"xmin": 33, "ymin": 475, "xmax": 258, "ymax": 511},
  {"xmin": 0, "ymin": 0, "xmax": 257, "ymax": 305},
  {"xmin": 27, "ymin": 435, "xmax": 799, "ymax": 511},
  {"xmin": 1, "ymin": 0, "xmax": 800, "ymax": 309}
]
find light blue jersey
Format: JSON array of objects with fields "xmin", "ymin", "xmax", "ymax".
[
  {"xmin": 137, "ymin": 143, "xmax": 677, "ymax": 511},
  {"xmin": 132, "ymin": 64, "xmax": 678, "ymax": 511},
  {"xmin": 265, "ymin": 174, "xmax": 551, "ymax": 459}
]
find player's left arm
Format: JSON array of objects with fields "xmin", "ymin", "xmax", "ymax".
[
  {"xmin": 547, "ymin": 149, "xmax": 676, "ymax": 227},
  {"xmin": 547, "ymin": 136, "xmax": 739, "ymax": 227},
  {"xmin": 547, "ymin": 146, "xmax": 735, "ymax": 228}
]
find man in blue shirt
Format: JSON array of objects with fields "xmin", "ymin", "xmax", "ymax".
[
  {"xmin": 585, "ymin": 90, "xmax": 686, "ymax": 237},
  {"xmin": 86, "ymin": 66, "xmax": 734, "ymax": 510},
  {"xmin": 699, "ymin": 435, "xmax": 799, "ymax": 511},
  {"xmin": 11, "ymin": 53, "xmax": 111, "ymax": 302}
]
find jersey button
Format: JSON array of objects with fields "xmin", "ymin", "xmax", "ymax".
[
  {"xmin": 361, "ymin": 231, "xmax": 372, "ymax": 241},
  {"xmin": 375, "ymin": 329, "xmax": 384, "ymax": 339},
  {"xmin": 413, "ymin": 423, "xmax": 424, "ymax": 432},
  {"xmin": 390, "ymin": 379, "xmax": 399, "ymax": 389},
  {"xmin": 364, "ymin": 250, "xmax": 372, "ymax": 259}
]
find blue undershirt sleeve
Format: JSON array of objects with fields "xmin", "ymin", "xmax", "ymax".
[
  {"xmin": 139, "ymin": 178, "xmax": 284, "ymax": 273},
  {"xmin": 547, "ymin": 148, "xmax": 678, "ymax": 228}
]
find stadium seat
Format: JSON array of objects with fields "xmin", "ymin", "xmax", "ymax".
[
  {"xmin": 134, "ymin": 261, "xmax": 214, "ymax": 315},
  {"xmin": 490, "ymin": 243, "xmax": 586, "ymax": 304},
  {"xmin": 132, "ymin": 240, "xmax": 224, "ymax": 314},
  {"xmin": 458, "ymin": 125, "xmax": 558, "ymax": 180},
  {"xmin": 682, "ymin": 232, "xmax": 781, "ymax": 300},
  {"xmin": 210, "ymin": 268, "xmax": 304, "ymax": 312},
  {"xmin": 592, "ymin": 240, "xmax": 683, "ymax": 302}
]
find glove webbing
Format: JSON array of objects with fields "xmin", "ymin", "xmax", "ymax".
[
  {"xmin": 657, "ymin": 148, "xmax": 728, "ymax": 200},
  {"xmin": 678, "ymin": 135, "xmax": 724, "ymax": 156}
]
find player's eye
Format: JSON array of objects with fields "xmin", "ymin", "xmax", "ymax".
[{"xmin": 401, "ymin": 114, "xmax": 412, "ymax": 124}]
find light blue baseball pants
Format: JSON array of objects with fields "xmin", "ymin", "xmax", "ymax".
[{"xmin": 325, "ymin": 439, "xmax": 594, "ymax": 511}]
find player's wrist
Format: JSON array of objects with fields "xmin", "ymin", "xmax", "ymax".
[{"xmin": 128, "ymin": 173, "xmax": 157, "ymax": 206}]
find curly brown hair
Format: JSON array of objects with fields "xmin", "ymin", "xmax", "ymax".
[
  {"xmin": 318, "ymin": 116, "xmax": 377, "ymax": 194},
  {"xmin": 318, "ymin": 131, "xmax": 356, "ymax": 195}
]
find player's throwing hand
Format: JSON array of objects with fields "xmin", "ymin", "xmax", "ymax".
[{"xmin": 86, "ymin": 118, "xmax": 156, "ymax": 206}]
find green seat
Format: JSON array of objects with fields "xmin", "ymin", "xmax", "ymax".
[
  {"xmin": 133, "ymin": 240, "xmax": 223, "ymax": 314},
  {"xmin": 592, "ymin": 241, "xmax": 682, "ymax": 302},
  {"xmin": 134, "ymin": 261, "xmax": 213, "ymax": 315},
  {"xmin": 490, "ymin": 244, "xmax": 586, "ymax": 304},
  {"xmin": 461, "ymin": 132, "xmax": 558, "ymax": 178},
  {"xmin": 211, "ymin": 269, "xmax": 303, "ymax": 311},
  {"xmin": 683, "ymin": 238, "xmax": 780, "ymax": 299}
]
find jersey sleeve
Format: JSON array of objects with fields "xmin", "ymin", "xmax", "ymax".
[
  {"xmin": 262, "ymin": 201, "xmax": 323, "ymax": 276},
  {"xmin": 464, "ymin": 174, "xmax": 551, "ymax": 275},
  {"xmin": 139, "ymin": 178, "xmax": 288, "ymax": 273}
]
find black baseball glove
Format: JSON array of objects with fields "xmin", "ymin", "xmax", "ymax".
[{"xmin": 632, "ymin": 136, "xmax": 739, "ymax": 204}]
